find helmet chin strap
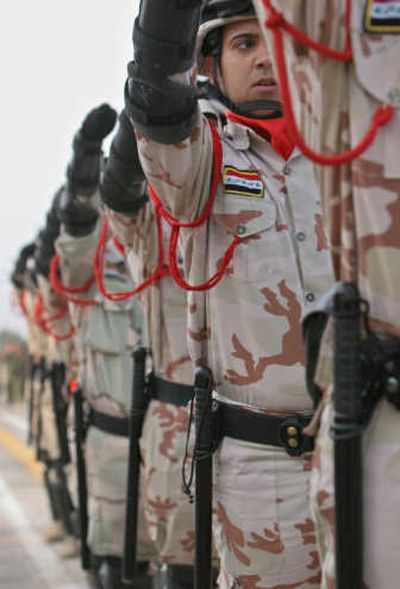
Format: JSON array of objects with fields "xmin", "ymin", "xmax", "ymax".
[
  {"xmin": 231, "ymin": 100, "xmax": 282, "ymax": 119},
  {"xmin": 208, "ymin": 58, "xmax": 282, "ymax": 119}
]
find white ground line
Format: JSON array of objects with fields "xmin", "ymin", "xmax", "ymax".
[
  {"xmin": 0, "ymin": 411, "xmax": 27, "ymax": 438},
  {"xmin": 0, "ymin": 475, "xmax": 84, "ymax": 589}
]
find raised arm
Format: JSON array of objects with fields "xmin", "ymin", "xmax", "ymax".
[
  {"xmin": 125, "ymin": 0, "xmax": 214, "ymax": 222},
  {"xmin": 56, "ymin": 104, "xmax": 117, "ymax": 287}
]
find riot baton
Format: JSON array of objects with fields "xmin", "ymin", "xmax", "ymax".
[
  {"xmin": 35, "ymin": 357, "xmax": 46, "ymax": 461},
  {"xmin": 194, "ymin": 366, "xmax": 214, "ymax": 589},
  {"xmin": 332, "ymin": 283, "xmax": 363, "ymax": 589},
  {"xmin": 122, "ymin": 346, "xmax": 148, "ymax": 585},
  {"xmin": 72, "ymin": 382, "xmax": 91, "ymax": 570},
  {"xmin": 50, "ymin": 362, "xmax": 70, "ymax": 466},
  {"xmin": 27, "ymin": 358, "xmax": 37, "ymax": 445}
]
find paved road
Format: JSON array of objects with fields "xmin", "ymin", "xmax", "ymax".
[{"xmin": 0, "ymin": 399, "xmax": 87, "ymax": 589}]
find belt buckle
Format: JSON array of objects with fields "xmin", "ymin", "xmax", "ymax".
[{"xmin": 278, "ymin": 416, "xmax": 313, "ymax": 457}]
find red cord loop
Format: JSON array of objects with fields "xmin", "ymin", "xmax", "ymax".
[
  {"xmin": 168, "ymin": 224, "xmax": 242, "ymax": 291},
  {"xmin": 149, "ymin": 119, "xmax": 240, "ymax": 291},
  {"xmin": 33, "ymin": 291, "xmax": 76, "ymax": 341},
  {"xmin": 263, "ymin": 0, "xmax": 352, "ymax": 61},
  {"xmin": 262, "ymin": 0, "xmax": 393, "ymax": 165},
  {"xmin": 148, "ymin": 121, "xmax": 223, "ymax": 230},
  {"xmin": 50, "ymin": 255, "xmax": 96, "ymax": 306},
  {"xmin": 93, "ymin": 215, "xmax": 167, "ymax": 302},
  {"xmin": 374, "ymin": 105, "xmax": 394, "ymax": 127},
  {"xmin": 265, "ymin": 8, "xmax": 284, "ymax": 29}
]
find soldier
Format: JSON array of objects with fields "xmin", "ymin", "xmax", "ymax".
[
  {"xmin": 55, "ymin": 104, "xmax": 156, "ymax": 588},
  {"xmin": 123, "ymin": 0, "xmax": 334, "ymax": 586},
  {"xmin": 11, "ymin": 242, "xmax": 39, "ymax": 442},
  {"xmin": 251, "ymin": 1, "xmax": 400, "ymax": 588},
  {"xmin": 11, "ymin": 242, "xmax": 70, "ymax": 546},
  {"xmin": 102, "ymin": 108, "xmax": 209, "ymax": 588},
  {"xmin": 33, "ymin": 204, "xmax": 79, "ymax": 558}
]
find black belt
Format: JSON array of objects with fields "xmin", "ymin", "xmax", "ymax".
[
  {"xmin": 88, "ymin": 408, "xmax": 129, "ymax": 437},
  {"xmin": 150, "ymin": 375, "xmax": 193, "ymax": 407},
  {"xmin": 215, "ymin": 402, "xmax": 314, "ymax": 457}
]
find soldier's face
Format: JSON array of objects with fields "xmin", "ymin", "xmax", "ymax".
[{"xmin": 220, "ymin": 19, "xmax": 280, "ymax": 110}]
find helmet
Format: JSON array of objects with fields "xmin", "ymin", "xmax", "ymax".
[
  {"xmin": 197, "ymin": 0, "xmax": 281, "ymax": 119},
  {"xmin": 198, "ymin": 0, "xmax": 255, "ymax": 58}
]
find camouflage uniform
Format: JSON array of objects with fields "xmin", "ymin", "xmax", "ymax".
[
  {"xmin": 131, "ymin": 71, "xmax": 334, "ymax": 586},
  {"xmin": 107, "ymin": 202, "xmax": 198, "ymax": 567},
  {"xmin": 252, "ymin": 1, "xmax": 400, "ymax": 587},
  {"xmin": 22, "ymin": 288, "xmax": 48, "ymax": 450},
  {"xmin": 33, "ymin": 273, "xmax": 78, "ymax": 554},
  {"xmin": 56, "ymin": 219, "xmax": 156, "ymax": 567}
]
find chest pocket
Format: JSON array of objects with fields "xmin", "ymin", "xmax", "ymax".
[
  {"xmin": 85, "ymin": 305, "xmax": 131, "ymax": 355},
  {"xmin": 352, "ymin": 2, "xmax": 400, "ymax": 105},
  {"xmin": 84, "ymin": 305, "xmax": 133, "ymax": 407},
  {"xmin": 212, "ymin": 194, "xmax": 278, "ymax": 283}
]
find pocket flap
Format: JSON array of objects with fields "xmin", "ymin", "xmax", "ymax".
[{"xmin": 212, "ymin": 196, "xmax": 277, "ymax": 238}]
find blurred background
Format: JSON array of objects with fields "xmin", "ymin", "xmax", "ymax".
[{"xmin": 0, "ymin": 1, "xmax": 140, "ymax": 350}]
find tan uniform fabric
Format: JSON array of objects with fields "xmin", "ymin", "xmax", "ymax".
[
  {"xmin": 252, "ymin": 1, "xmax": 400, "ymax": 587},
  {"xmin": 35, "ymin": 275, "xmax": 73, "ymax": 463},
  {"xmin": 56, "ymin": 221, "xmax": 155, "ymax": 561},
  {"xmin": 132, "ymin": 94, "xmax": 333, "ymax": 584},
  {"xmin": 107, "ymin": 204, "xmax": 198, "ymax": 565},
  {"xmin": 22, "ymin": 289, "xmax": 47, "ymax": 445}
]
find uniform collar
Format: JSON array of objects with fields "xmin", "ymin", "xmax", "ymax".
[{"xmin": 226, "ymin": 112, "xmax": 294, "ymax": 160}]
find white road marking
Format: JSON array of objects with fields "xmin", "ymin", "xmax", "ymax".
[
  {"xmin": 0, "ymin": 409, "xmax": 28, "ymax": 438},
  {"xmin": 0, "ymin": 475, "xmax": 85, "ymax": 589}
]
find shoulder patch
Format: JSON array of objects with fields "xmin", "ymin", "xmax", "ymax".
[
  {"xmin": 364, "ymin": 0, "xmax": 400, "ymax": 33},
  {"xmin": 222, "ymin": 166, "xmax": 264, "ymax": 199},
  {"xmin": 104, "ymin": 262, "xmax": 128, "ymax": 283}
]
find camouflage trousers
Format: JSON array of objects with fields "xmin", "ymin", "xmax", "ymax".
[
  {"xmin": 39, "ymin": 382, "xmax": 60, "ymax": 461},
  {"xmin": 310, "ymin": 397, "xmax": 400, "ymax": 589},
  {"xmin": 139, "ymin": 399, "xmax": 196, "ymax": 565},
  {"xmin": 86, "ymin": 426, "xmax": 156, "ymax": 561},
  {"xmin": 214, "ymin": 437, "xmax": 321, "ymax": 589}
]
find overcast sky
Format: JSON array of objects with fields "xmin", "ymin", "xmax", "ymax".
[{"xmin": 0, "ymin": 1, "xmax": 140, "ymax": 336}]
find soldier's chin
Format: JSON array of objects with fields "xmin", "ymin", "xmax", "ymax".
[{"xmin": 251, "ymin": 86, "xmax": 280, "ymax": 101}]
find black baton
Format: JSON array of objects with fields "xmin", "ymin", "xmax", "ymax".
[
  {"xmin": 122, "ymin": 346, "xmax": 148, "ymax": 585},
  {"xmin": 332, "ymin": 283, "xmax": 363, "ymax": 589},
  {"xmin": 50, "ymin": 362, "xmax": 70, "ymax": 466},
  {"xmin": 194, "ymin": 366, "xmax": 214, "ymax": 589},
  {"xmin": 72, "ymin": 383, "xmax": 91, "ymax": 570},
  {"xmin": 27, "ymin": 358, "xmax": 37, "ymax": 445}
]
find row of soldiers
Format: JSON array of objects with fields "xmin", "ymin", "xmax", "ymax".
[{"xmin": 11, "ymin": 1, "xmax": 400, "ymax": 588}]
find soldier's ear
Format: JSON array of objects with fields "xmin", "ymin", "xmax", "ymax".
[{"xmin": 200, "ymin": 55, "xmax": 214, "ymax": 79}]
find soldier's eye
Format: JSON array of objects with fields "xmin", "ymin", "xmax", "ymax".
[{"xmin": 235, "ymin": 38, "xmax": 255, "ymax": 50}]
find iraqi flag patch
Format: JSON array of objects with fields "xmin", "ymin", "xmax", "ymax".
[
  {"xmin": 222, "ymin": 166, "xmax": 264, "ymax": 198},
  {"xmin": 364, "ymin": 0, "xmax": 400, "ymax": 33}
]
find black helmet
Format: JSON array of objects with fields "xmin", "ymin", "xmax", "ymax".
[{"xmin": 201, "ymin": 0, "xmax": 254, "ymax": 24}]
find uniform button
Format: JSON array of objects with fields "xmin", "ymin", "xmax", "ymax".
[
  {"xmin": 306, "ymin": 293, "xmax": 315, "ymax": 303},
  {"xmin": 283, "ymin": 164, "xmax": 291, "ymax": 176},
  {"xmin": 287, "ymin": 426, "xmax": 298, "ymax": 437},
  {"xmin": 288, "ymin": 437, "xmax": 299, "ymax": 449},
  {"xmin": 236, "ymin": 225, "xmax": 247, "ymax": 236},
  {"xmin": 296, "ymin": 231, "xmax": 306, "ymax": 242}
]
